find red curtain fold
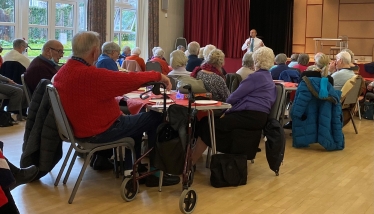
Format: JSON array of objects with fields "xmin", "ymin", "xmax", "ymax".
[{"xmin": 184, "ymin": 0, "xmax": 249, "ymax": 58}]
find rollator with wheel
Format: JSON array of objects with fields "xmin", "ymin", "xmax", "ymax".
[{"xmin": 120, "ymin": 82, "xmax": 198, "ymax": 214}]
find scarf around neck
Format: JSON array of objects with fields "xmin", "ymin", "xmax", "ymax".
[{"xmin": 190, "ymin": 63, "xmax": 225, "ymax": 80}]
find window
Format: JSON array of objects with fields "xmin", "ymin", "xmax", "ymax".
[
  {"xmin": 0, "ymin": 0, "xmax": 87, "ymax": 61},
  {"xmin": 114, "ymin": 0, "xmax": 137, "ymax": 50}
]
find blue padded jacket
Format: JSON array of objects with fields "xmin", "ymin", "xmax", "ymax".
[{"xmin": 290, "ymin": 76, "xmax": 345, "ymax": 151}]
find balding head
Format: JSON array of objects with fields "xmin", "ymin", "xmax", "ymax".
[
  {"xmin": 72, "ymin": 31, "xmax": 101, "ymax": 65},
  {"xmin": 42, "ymin": 40, "xmax": 64, "ymax": 63}
]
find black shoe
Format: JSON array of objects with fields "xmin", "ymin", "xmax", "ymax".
[
  {"xmin": 92, "ymin": 155, "xmax": 114, "ymax": 170},
  {"xmin": 145, "ymin": 174, "xmax": 180, "ymax": 187},
  {"xmin": 283, "ymin": 121, "xmax": 292, "ymax": 129},
  {"xmin": 10, "ymin": 165, "xmax": 39, "ymax": 190}
]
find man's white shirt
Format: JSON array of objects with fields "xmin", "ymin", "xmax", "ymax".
[{"xmin": 241, "ymin": 37, "xmax": 264, "ymax": 53}]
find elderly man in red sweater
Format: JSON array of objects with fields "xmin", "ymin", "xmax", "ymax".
[{"xmin": 53, "ymin": 31, "xmax": 179, "ymax": 186}]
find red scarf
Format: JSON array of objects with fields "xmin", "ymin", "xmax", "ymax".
[{"xmin": 190, "ymin": 63, "xmax": 226, "ymax": 80}]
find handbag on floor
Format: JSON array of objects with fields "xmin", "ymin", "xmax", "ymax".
[
  {"xmin": 363, "ymin": 101, "xmax": 374, "ymax": 120},
  {"xmin": 210, "ymin": 154, "xmax": 247, "ymax": 188}
]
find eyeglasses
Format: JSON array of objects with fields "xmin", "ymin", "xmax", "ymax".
[{"xmin": 49, "ymin": 47, "xmax": 65, "ymax": 55}]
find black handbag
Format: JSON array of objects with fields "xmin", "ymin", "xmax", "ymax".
[
  {"xmin": 210, "ymin": 154, "xmax": 248, "ymax": 188},
  {"xmin": 363, "ymin": 101, "xmax": 374, "ymax": 120}
]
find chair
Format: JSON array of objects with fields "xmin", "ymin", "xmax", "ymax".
[
  {"xmin": 145, "ymin": 61, "xmax": 162, "ymax": 73},
  {"xmin": 330, "ymin": 35, "xmax": 348, "ymax": 59},
  {"xmin": 175, "ymin": 37, "xmax": 187, "ymax": 50},
  {"xmin": 341, "ymin": 77, "xmax": 362, "ymax": 134},
  {"xmin": 46, "ymin": 84, "xmax": 136, "ymax": 204},
  {"xmin": 205, "ymin": 83, "xmax": 286, "ymax": 167},
  {"xmin": 20, "ymin": 74, "xmax": 31, "ymax": 105},
  {"xmin": 0, "ymin": 61, "xmax": 26, "ymax": 85},
  {"xmin": 122, "ymin": 60, "xmax": 142, "ymax": 72},
  {"xmin": 167, "ymin": 75, "xmax": 178, "ymax": 90},
  {"xmin": 225, "ymin": 73, "xmax": 242, "ymax": 93}
]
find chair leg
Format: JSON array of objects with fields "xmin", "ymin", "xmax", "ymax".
[
  {"xmin": 68, "ymin": 151, "xmax": 94, "ymax": 204},
  {"xmin": 205, "ymin": 148, "xmax": 211, "ymax": 168},
  {"xmin": 63, "ymin": 151, "xmax": 78, "ymax": 184},
  {"xmin": 113, "ymin": 147, "xmax": 119, "ymax": 178},
  {"xmin": 349, "ymin": 110, "xmax": 358, "ymax": 134},
  {"xmin": 118, "ymin": 146, "xmax": 124, "ymax": 177},
  {"xmin": 55, "ymin": 144, "xmax": 74, "ymax": 186},
  {"xmin": 158, "ymin": 170, "xmax": 163, "ymax": 192},
  {"xmin": 357, "ymin": 100, "xmax": 361, "ymax": 120}
]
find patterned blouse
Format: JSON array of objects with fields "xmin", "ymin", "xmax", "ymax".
[{"xmin": 196, "ymin": 71, "xmax": 230, "ymax": 102}]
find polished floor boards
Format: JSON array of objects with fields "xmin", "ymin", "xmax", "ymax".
[{"xmin": 1, "ymin": 118, "xmax": 374, "ymax": 214}]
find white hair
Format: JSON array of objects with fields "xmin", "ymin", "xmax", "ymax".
[
  {"xmin": 187, "ymin": 41, "xmax": 200, "ymax": 55},
  {"xmin": 72, "ymin": 31, "xmax": 100, "ymax": 58},
  {"xmin": 203, "ymin": 44, "xmax": 216, "ymax": 60},
  {"xmin": 198, "ymin": 47, "xmax": 204, "ymax": 58},
  {"xmin": 206, "ymin": 49, "xmax": 225, "ymax": 68},
  {"xmin": 336, "ymin": 51, "xmax": 351, "ymax": 64},
  {"xmin": 252, "ymin": 47, "xmax": 275, "ymax": 70},
  {"xmin": 154, "ymin": 48, "xmax": 165, "ymax": 58},
  {"xmin": 185, "ymin": 50, "xmax": 190, "ymax": 57},
  {"xmin": 102, "ymin": 42, "xmax": 120, "ymax": 54},
  {"xmin": 152, "ymin": 47, "xmax": 161, "ymax": 56},
  {"xmin": 131, "ymin": 47, "xmax": 141, "ymax": 55},
  {"xmin": 170, "ymin": 50, "xmax": 188, "ymax": 69}
]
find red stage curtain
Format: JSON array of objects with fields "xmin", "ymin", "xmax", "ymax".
[{"xmin": 184, "ymin": 0, "xmax": 249, "ymax": 58}]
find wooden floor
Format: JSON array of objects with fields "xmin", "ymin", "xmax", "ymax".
[{"xmin": 1, "ymin": 117, "xmax": 374, "ymax": 214}]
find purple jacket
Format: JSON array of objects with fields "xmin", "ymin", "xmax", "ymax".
[{"xmin": 226, "ymin": 69, "xmax": 276, "ymax": 114}]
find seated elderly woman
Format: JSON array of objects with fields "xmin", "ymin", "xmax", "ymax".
[
  {"xmin": 150, "ymin": 48, "xmax": 171, "ymax": 75},
  {"xmin": 96, "ymin": 42, "xmax": 121, "ymax": 71},
  {"xmin": 168, "ymin": 50, "xmax": 190, "ymax": 76},
  {"xmin": 270, "ymin": 53, "xmax": 289, "ymax": 80},
  {"xmin": 292, "ymin": 53, "xmax": 310, "ymax": 72},
  {"xmin": 288, "ymin": 53, "xmax": 299, "ymax": 68},
  {"xmin": 235, "ymin": 52, "xmax": 255, "ymax": 80},
  {"xmin": 125, "ymin": 47, "xmax": 146, "ymax": 71},
  {"xmin": 191, "ymin": 49, "xmax": 230, "ymax": 101},
  {"xmin": 186, "ymin": 41, "xmax": 203, "ymax": 72},
  {"xmin": 192, "ymin": 47, "xmax": 277, "ymax": 164}
]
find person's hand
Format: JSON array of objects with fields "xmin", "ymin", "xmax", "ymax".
[
  {"xmin": 160, "ymin": 74, "xmax": 172, "ymax": 91},
  {"xmin": 8, "ymin": 79, "xmax": 16, "ymax": 84}
]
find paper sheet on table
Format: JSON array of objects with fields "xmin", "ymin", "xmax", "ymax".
[{"xmin": 124, "ymin": 93, "xmax": 141, "ymax": 99}]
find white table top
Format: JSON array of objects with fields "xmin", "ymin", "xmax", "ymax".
[{"xmin": 148, "ymin": 102, "xmax": 232, "ymax": 112}]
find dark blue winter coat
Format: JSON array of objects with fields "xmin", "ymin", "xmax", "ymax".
[{"xmin": 290, "ymin": 76, "xmax": 344, "ymax": 151}]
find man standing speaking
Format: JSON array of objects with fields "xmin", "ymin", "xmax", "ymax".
[{"xmin": 241, "ymin": 29, "xmax": 264, "ymax": 53}]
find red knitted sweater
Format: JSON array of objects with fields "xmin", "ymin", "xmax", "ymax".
[{"xmin": 53, "ymin": 59, "xmax": 161, "ymax": 138}]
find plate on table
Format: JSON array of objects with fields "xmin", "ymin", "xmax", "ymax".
[
  {"xmin": 273, "ymin": 80, "xmax": 284, "ymax": 83},
  {"xmin": 148, "ymin": 99, "xmax": 174, "ymax": 104},
  {"xmin": 194, "ymin": 100, "xmax": 218, "ymax": 105},
  {"xmin": 152, "ymin": 104, "xmax": 172, "ymax": 108},
  {"xmin": 124, "ymin": 93, "xmax": 140, "ymax": 99}
]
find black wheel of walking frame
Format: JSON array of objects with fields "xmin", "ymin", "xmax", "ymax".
[
  {"xmin": 179, "ymin": 188, "xmax": 197, "ymax": 214},
  {"xmin": 120, "ymin": 176, "xmax": 139, "ymax": 202}
]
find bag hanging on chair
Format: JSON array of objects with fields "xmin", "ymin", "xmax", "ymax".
[
  {"xmin": 210, "ymin": 154, "xmax": 247, "ymax": 188},
  {"xmin": 363, "ymin": 101, "xmax": 374, "ymax": 120}
]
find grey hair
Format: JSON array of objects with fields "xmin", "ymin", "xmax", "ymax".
[
  {"xmin": 341, "ymin": 49, "xmax": 354, "ymax": 62},
  {"xmin": 203, "ymin": 44, "xmax": 216, "ymax": 60},
  {"xmin": 170, "ymin": 50, "xmax": 188, "ymax": 69},
  {"xmin": 297, "ymin": 53, "xmax": 310, "ymax": 66},
  {"xmin": 177, "ymin": 45, "xmax": 185, "ymax": 51},
  {"xmin": 72, "ymin": 31, "xmax": 100, "ymax": 57},
  {"xmin": 131, "ymin": 47, "xmax": 141, "ymax": 55},
  {"xmin": 13, "ymin": 39, "xmax": 27, "ymax": 49},
  {"xmin": 242, "ymin": 52, "xmax": 254, "ymax": 68},
  {"xmin": 102, "ymin": 42, "xmax": 120, "ymax": 54},
  {"xmin": 275, "ymin": 53, "xmax": 287, "ymax": 64},
  {"xmin": 252, "ymin": 47, "xmax": 275, "ymax": 70},
  {"xmin": 154, "ymin": 48, "xmax": 165, "ymax": 58},
  {"xmin": 187, "ymin": 41, "xmax": 200, "ymax": 55},
  {"xmin": 122, "ymin": 46, "xmax": 130, "ymax": 53},
  {"xmin": 152, "ymin": 47, "xmax": 160, "ymax": 56},
  {"xmin": 206, "ymin": 49, "xmax": 225, "ymax": 68},
  {"xmin": 336, "ymin": 51, "xmax": 351, "ymax": 64},
  {"xmin": 290, "ymin": 53, "xmax": 299, "ymax": 61}
]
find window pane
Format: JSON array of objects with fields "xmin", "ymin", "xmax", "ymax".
[
  {"xmin": 128, "ymin": 0, "xmax": 137, "ymax": 7},
  {"xmin": 28, "ymin": 27, "xmax": 48, "ymax": 57},
  {"xmin": 29, "ymin": 0, "xmax": 48, "ymax": 25},
  {"xmin": 55, "ymin": 29, "xmax": 73, "ymax": 57},
  {"xmin": 121, "ymin": 9, "xmax": 135, "ymax": 31},
  {"xmin": 0, "ymin": 0, "xmax": 15, "ymax": 23},
  {"xmin": 55, "ymin": 3, "xmax": 74, "ymax": 27},
  {"xmin": 121, "ymin": 33, "xmax": 135, "ymax": 49},
  {"xmin": 0, "ymin": 25, "xmax": 15, "ymax": 55},
  {"xmin": 78, "ymin": 1, "xmax": 86, "ymax": 31},
  {"xmin": 114, "ymin": 32, "xmax": 120, "ymax": 44},
  {"xmin": 114, "ymin": 7, "xmax": 120, "ymax": 31}
]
